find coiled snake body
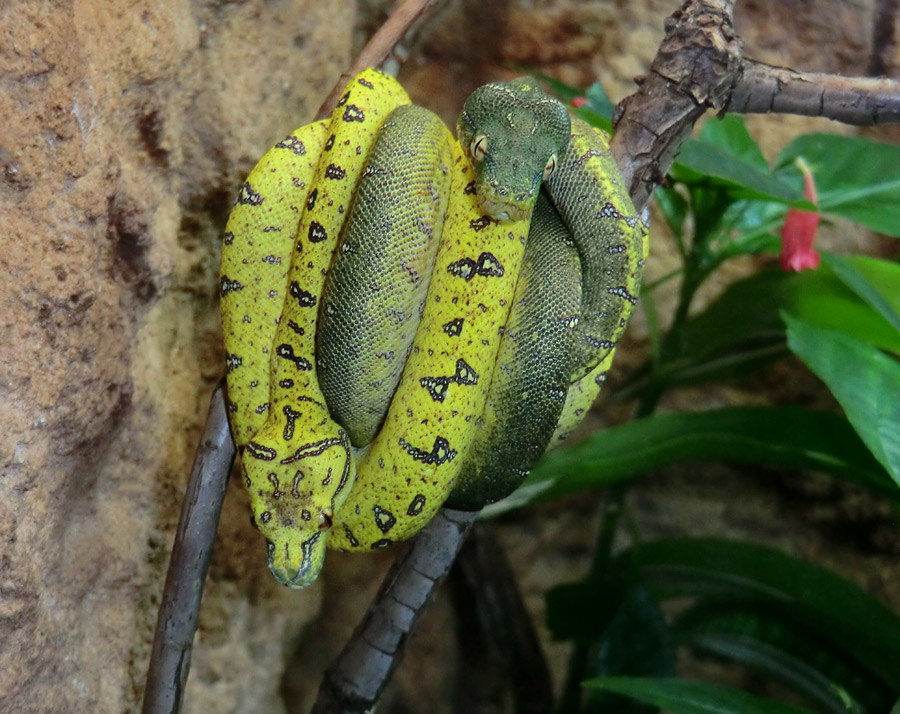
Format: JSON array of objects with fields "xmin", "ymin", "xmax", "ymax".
[{"xmin": 220, "ymin": 69, "xmax": 647, "ymax": 587}]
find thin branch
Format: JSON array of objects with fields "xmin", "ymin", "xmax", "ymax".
[
  {"xmin": 727, "ymin": 58, "xmax": 900, "ymax": 125},
  {"xmin": 315, "ymin": 0, "xmax": 444, "ymax": 119},
  {"xmin": 141, "ymin": 384, "xmax": 235, "ymax": 714},
  {"xmin": 312, "ymin": 508, "xmax": 479, "ymax": 714}
]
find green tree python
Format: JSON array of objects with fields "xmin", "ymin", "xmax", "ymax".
[{"xmin": 219, "ymin": 69, "xmax": 648, "ymax": 588}]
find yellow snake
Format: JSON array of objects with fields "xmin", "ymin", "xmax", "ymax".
[{"xmin": 219, "ymin": 69, "xmax": 647, "ymax": 587}]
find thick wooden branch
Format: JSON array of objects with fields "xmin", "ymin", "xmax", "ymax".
[
  {"xmin": 727, "ymin": 58, "xmax": 900, "ymax": 125},
  {"xmin": 311, "ymin": 508, "xmax": 479, "ymax": 714},
  {"xmin": 611, "ymin": 0, "xmax": 742, "ymax": 212}
]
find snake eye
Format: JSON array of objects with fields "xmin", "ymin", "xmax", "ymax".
[
  {"xmin": 318, "ymin": 508, "xmax": 334, "ymax": 531},
  {"xmin": 542, "ymin": 153, "xmax": 557, "ymax": 180},
  {"xmin": 470, "ymin": 135, "xmax": 488, "ymax": 162}
]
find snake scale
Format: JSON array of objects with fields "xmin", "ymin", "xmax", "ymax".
[{"xmin": 219, "ymin": 69, "xmax": 648, "ymax": 587}]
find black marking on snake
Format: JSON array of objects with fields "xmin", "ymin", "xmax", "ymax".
[
  {"xmin": 608, "ymin": 286, "xmax": 638, "ymax": 304},
  {"xmin": 371, "ymin": 539, "xmax": 394, "ymax": 550},
  {"xmin": 291, "ymin": 471, "xmax": 304, "ymax": 498},
  {"xmin": 442, "ymin": 318, "xmax": 464, "ymax": 336},
  {"xmin": 464, "ymin": 181, "xmax": 477, "ymax": 195},
  {"xmin": 276, "ymin": 344, "xmax": 312, "ymax": 371},
  {"xmin": 343, "ymin": 524, "xmax": 360, "ymax": 548},
  {"xmin": 225, "ymin": 354, "xmax": 242, "ymax": 373},
  {"xmin": 575, "ymin": 148, "xmax": 605, "ymax": 166},
  {"xmin": 236, "ymin": 181, "xmax": 263, "ymax": 206},
  {"xmin": 407, "ymin": 494, "xmax": 426, "ymax": 516},
  {"xmin": 259, "ymin": 511, "xmax": 271, "ymax": 524},
  {"xmin": 261, "ymin": 254, "xmax": 281, "ymax": 264},
  {"xmin": 279, "ymin": 431, "xmax": 354, "ymax": 502},
  {"xmin": 342, "ymin": 105, "xmax": 365, "ymax": 123},
  {"xmin": 447, "ymin": 251, "xmax": 504, "ymax": 281},
  {"xmin": 287, "ymin": 320, "xmax": 305, "ymax": 335},
  {"xmin": 306, "ymin": 188, "xmax": 318, "ymax": 210},
  {"xmin": 549, "ymin": 387, "xmax": 566, "ymax": 403},
  {"xmin": 398, "ymin": 436, "xmax": 456, "ymax": 465},
  {"xmin": 586, "ymin": 336, "xmax": 615, "ymax": 350},
  {"xmin": 599, "ymin": 202, "xmax": 623, "ymax": 220},
  {"xmin": 373, "ymin": 505, "xmax": 397, "ymax": 534},
  {"xmin": 279, "ymin": 378, "xmax": 294, "ymax": 389},
  {"xmin": 223, "ymin": 231, "xmax": 234, "ymax": 245},
  {"xmin": 324, "ymin": 164, "xmax": 346, "ymax": 180},
  {"xmin": 254, "ymin": 403, "xmax": 269, "ymax": 414},
  {"xmin": 608, "ymin": 244, "xmax": 626, "ymax": 254},
  {"xmin": 337, "ymin": 91, "xmax": 349, "ymax": 106},
  {"xmin": 626, "ymin": 215, "xmax": 638, "ymax": 228},
  {"xmin": 268, "ymin": 473, "xmax": 285, "ymax": 499},
  {"xmin": 357, "ymin": 77, "xmax": 374, "ymax": 89},
  {"xmin": 308, "ymin": 221, "xmax": 328, "ymax": 243},
  {"xmin": 324, "ymin": 134, "xmax": 335, "ymax": 151},
  {"xmin": 419, "ymin": 376, "xmax": 449, "ymax": 402},
  {"xmin": 246, "ymin": 442, "xmax": 277, "ymax": 461},
  {"xmin": 595, "ymin": 371, "xmax": 609, "ymax": 386},
  {"xmin": 282, "ymin": 405, "xmax": 301, "ymax": 441},
  {"xmin": 301, "ymin": 509, "xmax": 311, "ymax": 521},
  {"xmin": 290, "ymin": 281, "xmax": 317, "ymax": 307},
  {"xmin": 470, "ymin": 216, "xmax": 492, "ymax": 232},
  {"xmin": 219, "ymin": 276, "xmax": 243, "ymax": 296},
  {"xmin": 275, "ymin": 135, "xmax": 307, "ymax": 155}
]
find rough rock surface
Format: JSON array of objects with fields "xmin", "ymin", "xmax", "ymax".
[{"xmin": 2, "ymin": 1, "xmax": 898, "ymax": 713}]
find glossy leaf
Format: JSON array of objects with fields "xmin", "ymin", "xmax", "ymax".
[
  {"xmin": 821, "ymin": 254, "xmax": 900, "ymax": 335},
  {"xmin": 484, "ymin": 407, "xmax": 897, "ymax": 517},
  {"xmin": 777, "ymin": 134, "xmax": 900, "ymax": 236},
  {"xmin": 674, "ymin": 600, "xmax": 891, "ymax": 714},
  {"xmin": 785, "ymin": 315, "xmax": 900, "ymax": 485},
  {"xmin": 622, "ymin": 538, "xmax": 900, "ymax": 689},
  {"xmin": 584, "ymin": 677, "xmax": 817, "ymax": 714}
]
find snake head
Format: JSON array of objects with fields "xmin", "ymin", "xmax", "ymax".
[{"xmin": 457, "ymin": 77, "xmax": 571, "ymax": 222}]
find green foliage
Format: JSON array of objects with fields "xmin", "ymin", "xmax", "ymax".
[{"xmin": 524, "ymin": 79, "xmax": 900, "ymax": 714}]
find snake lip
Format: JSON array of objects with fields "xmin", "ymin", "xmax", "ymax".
[{"xmin": 480, "ymin": 198, "xmax": 530, "ymax": 223}]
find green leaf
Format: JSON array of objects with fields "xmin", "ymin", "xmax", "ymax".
[
  {"xmin": 785, "ymin": 315, "xmax": 900, "ymax": 485},
  {"xmin": 584, "ymin": 677, "xmax": 818, "ymax": 714},
  {"xmin": 585, "ymin": 586, "xmax": 678, "ymax": 714},
  {"xmin": 777, "ymin": 133, "xmax": 900, "ymax": 237},
  {"xmin": 674, "ymin": 140, "xmax": 807, "ymax": 205},
  {"xmin": 674, "ymin": 600, "xmax": 891, "ymax": 714},
  {"xmin": 584, "ymin": 81, "xmax": 616, "ymax": 122},
  {"xmin": 483, "ymin": 407, "xmax": 897, "ymax": 517},
  {"xmin": 821, "ymin": 254, "xmax": 900, "ymax": 335},
  {"xmin": 622, "ymin": 538, "xmax": 900, "ymax": 690},
  {"xmin": 699, "ymin": 115, "xmax": 769, "ymax": 171}
]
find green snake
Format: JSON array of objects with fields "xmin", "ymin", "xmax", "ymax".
[{"xmin": 219, "ymin": 69, "xmax": 647, "ymax": 588}]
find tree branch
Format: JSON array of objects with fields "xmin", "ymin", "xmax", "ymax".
[
  {"xmin": 611, "ymin": 0, "xmax": 743, "ymax": 212},
  {"xmin": 727, "ymin": 58, "xmax": 900, "ymax": 125},
  {"xmin": 141, "ymin": 384, "xmax": 235, "ymax": 714},
  {"xmin": 312, "ymin": 508, "xmax": 479, "ymax": 714}
]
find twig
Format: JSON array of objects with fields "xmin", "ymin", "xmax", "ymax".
[
  {"xmin": 315, "ymin": 0, "xmax": 444, "ymax": 119},
  {"xmin": 141, "ymin": 384, "xmax": 235, "ymax": 714},
  {"xmin": 311, "ymin": 508, "xmax": 479, "ymax": 714},
  {"xmin": 727, "ymin": 58, "xmax": 900, "ymax": 125}
]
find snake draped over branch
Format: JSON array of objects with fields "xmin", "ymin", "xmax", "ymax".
[{"xmin": 219, "ymin": 69, "xmax": 648, "ymax": 588}]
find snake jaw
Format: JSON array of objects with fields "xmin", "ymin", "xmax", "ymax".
[{"xmin": 478, "ymin": 195, "xmax": 531, "ymax": 223}]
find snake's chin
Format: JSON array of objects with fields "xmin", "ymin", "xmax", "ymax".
[{"xmin": 480, "ymin": 198, "xmax": 530, "ymax": 223}]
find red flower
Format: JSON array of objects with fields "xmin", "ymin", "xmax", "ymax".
[
  {"xmin": 571, "ymin": 96, "xmax": 588, "ymax": 108},
  {"xmin": 779, "ymin": 158, "xmax": 820, "ymax": 272}
]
